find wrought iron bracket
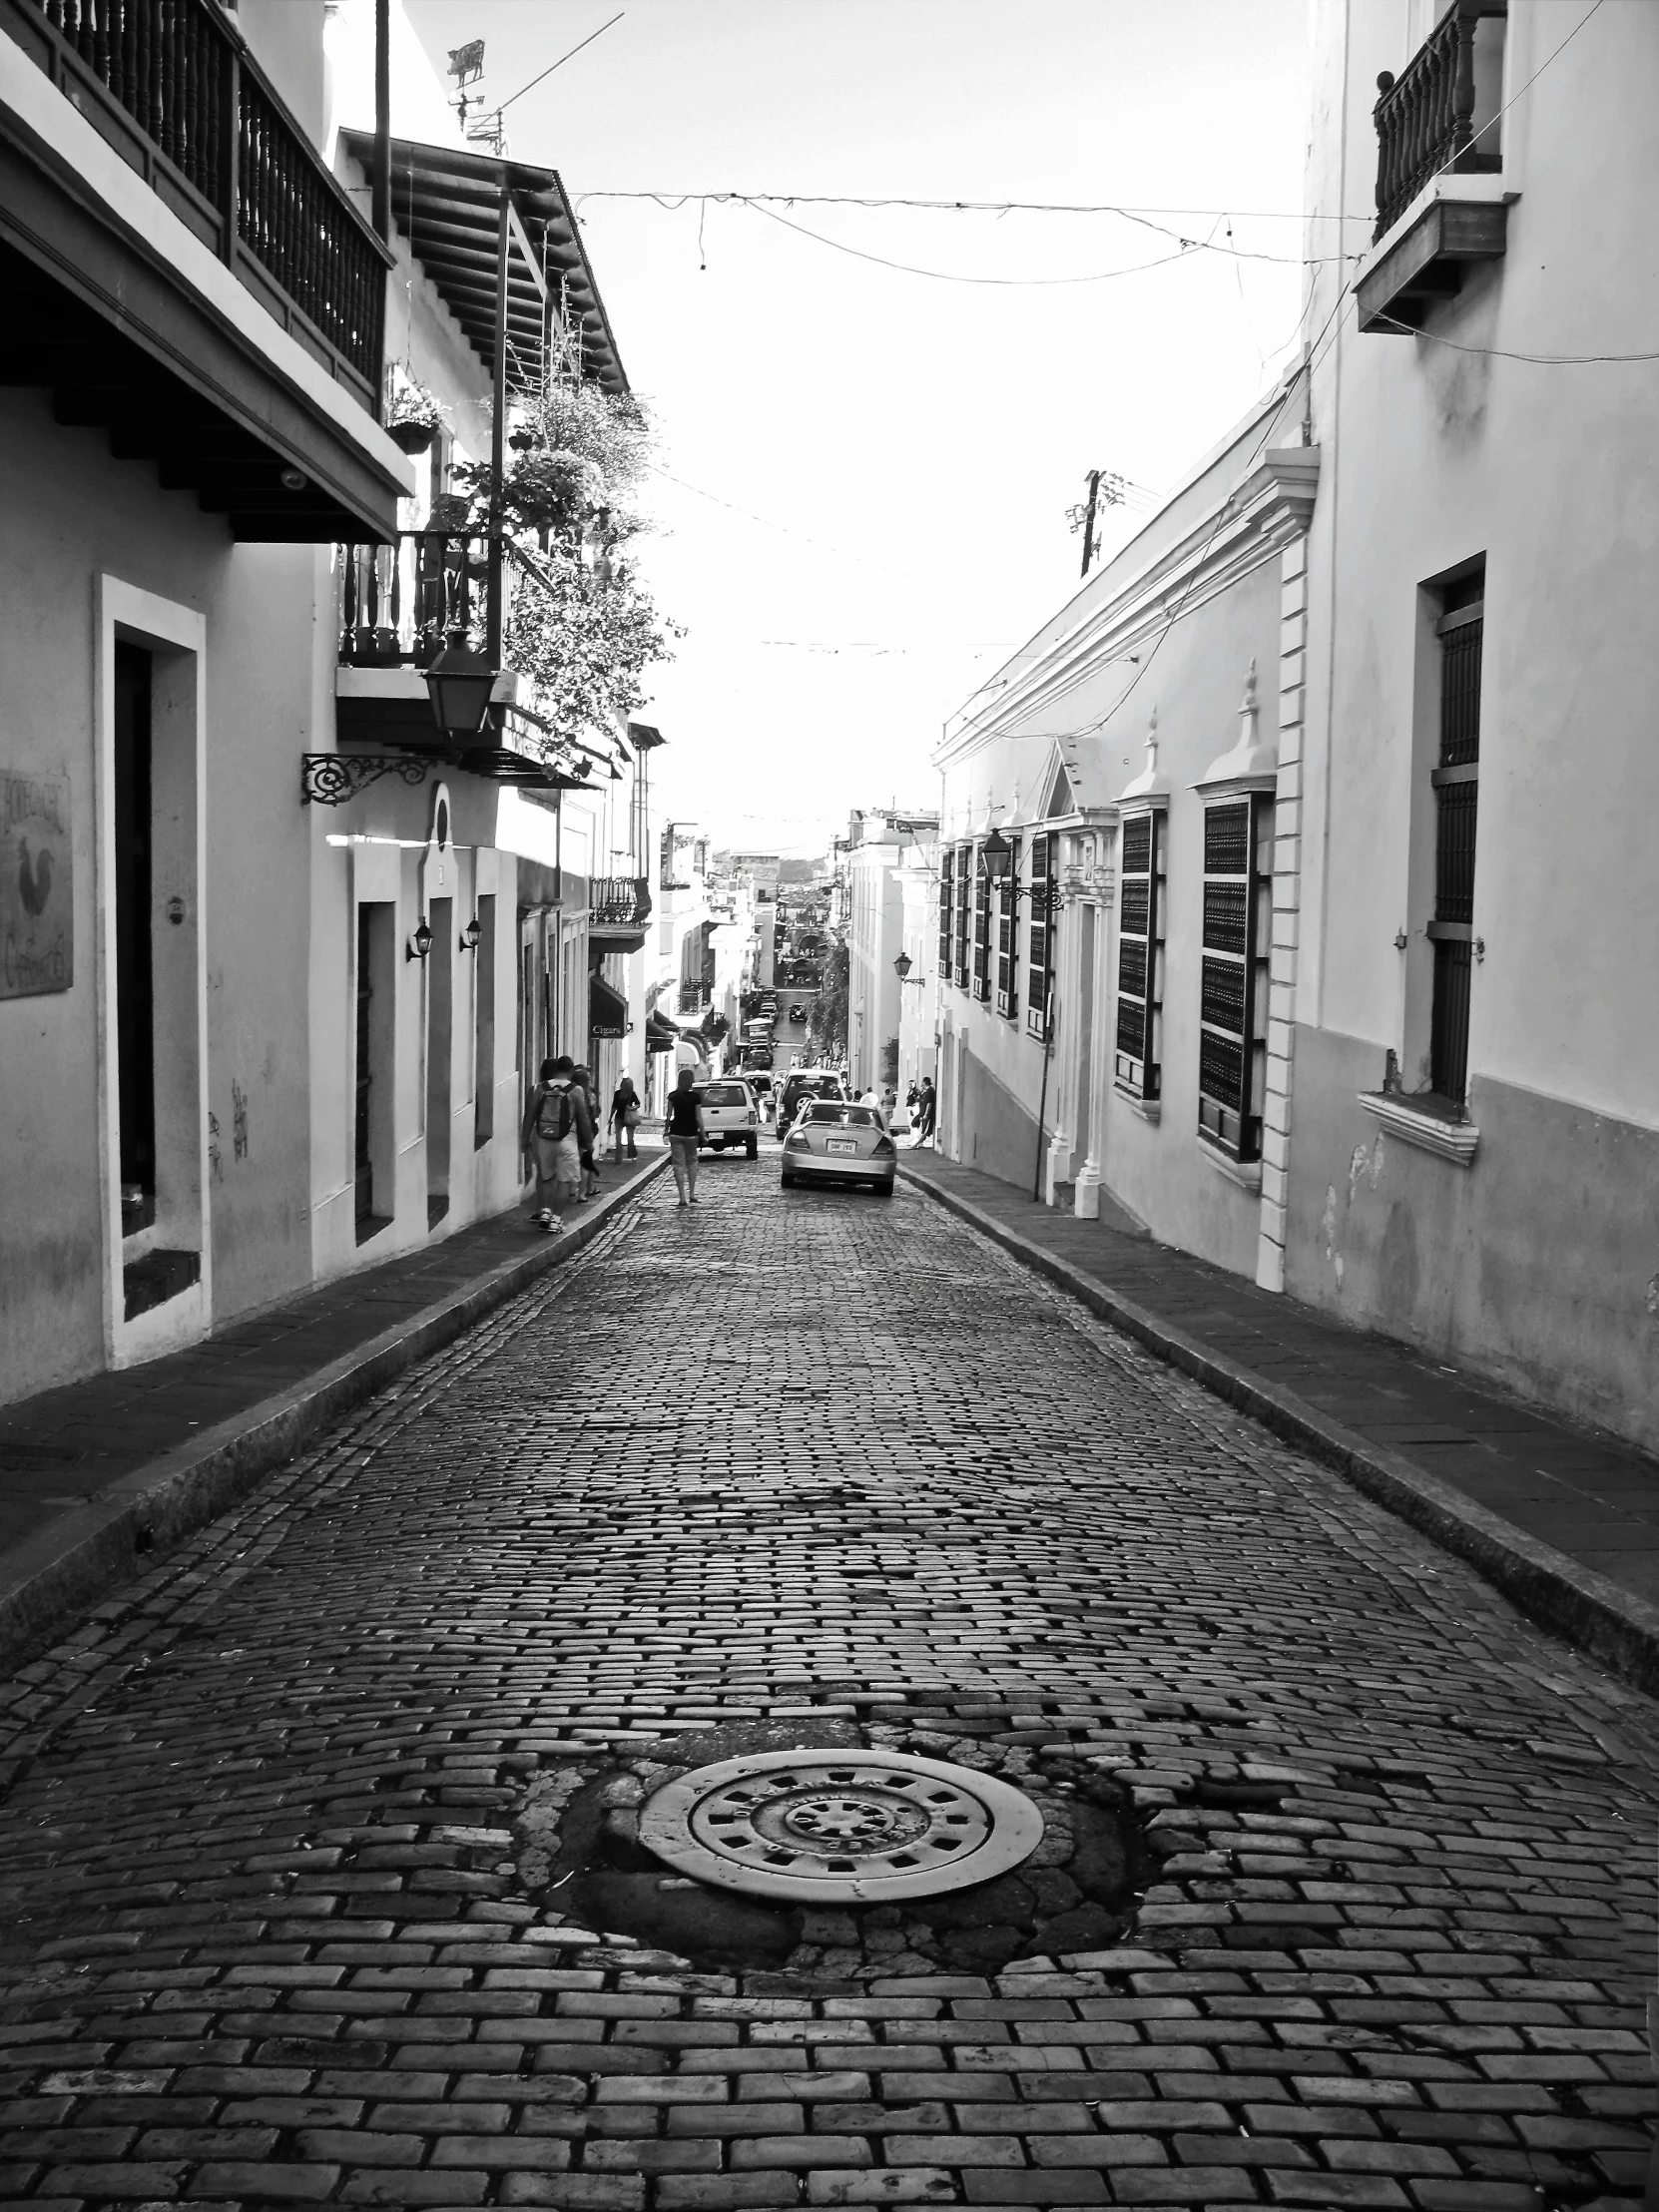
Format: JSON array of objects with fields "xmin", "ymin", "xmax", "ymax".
[{"xmin": 302, "ymin": 754, "xmax": 432, "ymax": 807}]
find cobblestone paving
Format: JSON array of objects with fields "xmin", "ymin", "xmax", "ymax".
[{"xmin": 0, "ymin": 1164, "xmax": 1654, "ymax": 2210}]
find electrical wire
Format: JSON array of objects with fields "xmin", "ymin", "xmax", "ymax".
[
  {"xmin": 496, "ymin": 13, "xmax": 625, "ymax": 118},
  {"xmin": 744, "ymin": 201, "xmax": 1203, "ymax": 287},
  {"xmin": 1369, "ymin": 314, "xmax": 1659, "ymax": 365}
]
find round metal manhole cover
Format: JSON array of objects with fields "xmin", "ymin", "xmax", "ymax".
[{"xmin": 637, "ymin": 1748, "xmax": 1045, "ymax": 1904}]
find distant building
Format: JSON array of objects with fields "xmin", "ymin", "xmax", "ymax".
[{"xmin": 844, "ymin": 809, "xmax": 939, "ymax": 1100}]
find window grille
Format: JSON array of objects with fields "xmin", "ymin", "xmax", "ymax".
[
  {"xmin": 1114, "ymin": 810, "xmax": 1164, "ymax": 1100},
  {"xmin": 972, "ymin": 852, "xmax": 991, "ymax": 1000},
  {"xmin": 1428, "ymin": 577, "xmax": 1482, "ymax": 1106},
  {"xmin": 938, "ymin": 850, "xmax": 953, "ymax": 978},
  {"xmin": 1197, "ymin": 796, "xmax": 1273, "ymax": 1160},
  {"xmin": 995, "ymin": 834, "xmax": 1021, "ymax": 1018},
  {"xmin": 1026, "ymin": 833, "xmax": 1053, "ymax": 1036},
  {"xmin": 952, "ymin": 843, "xmax": 970, "ymax": 988}
]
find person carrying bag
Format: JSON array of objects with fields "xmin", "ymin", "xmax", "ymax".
[{"xmin": 610, "ymin": 1075, "xmax": 642, "ymax": 1161}]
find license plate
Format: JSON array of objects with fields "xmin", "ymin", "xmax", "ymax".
[{"xmin": 826, "ymin": 1138, "xmax": 857, "ymax": 1155}]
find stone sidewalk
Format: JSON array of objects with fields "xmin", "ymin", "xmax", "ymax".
[
  {"xmin": 0, "ymin": 1148, "xmax": 668, "ymax": 1668},
  {"xmin": 897, "ymin": 1151, "xmax": 1659, "ymax": 1695}
]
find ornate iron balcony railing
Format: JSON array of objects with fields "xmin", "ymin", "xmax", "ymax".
[{"xmin": 591, "ymin": 876, "xmax": 652, "ymax": 928}]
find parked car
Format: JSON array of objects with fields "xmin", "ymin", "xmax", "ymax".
[
  {"xmin": 781, "ymin": 1101, "xmax": 896, "ymax": 1195},
  {"xmin": 778, "ymin": 1068, "xmax": 846, "ymax": 1132},
  {"xmin": 698, "ymin": 1077, "xmax": 761, "ymax": 1159}
]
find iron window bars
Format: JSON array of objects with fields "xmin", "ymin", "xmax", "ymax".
[
  {"xmin": 1197, "ymin": 797, "xmax": 1274, "ymax": 1162},
  {"xmin": 1428, "ymin": 576, "xmax": 1483, "ymax": 1107},
  {"xmin": 995, "ymin": 833, "xmax": 1021, "ymax": 1021},
  {"xmin": 1114, "ymin": 810, "xmax": 1164, "ymax": 1101},
  {"xmin": 952, "ymin": 843, "xmax": 971, "ymax": 988}
]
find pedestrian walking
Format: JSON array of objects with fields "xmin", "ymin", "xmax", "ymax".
[
  {"xmin": 571, "ymin": 1065, "xmax": 601, "ymax": 1200},
  {"xmin": 610, "ymin": 1074, "xmax": 642, "ymax": 1161},
  {"xmin": 520, "ymin": 1055, "xmax": 582, "ymax": 1232},
  {"xmin": 915, "ymin": 1075, "xmax": 936, "ymax": 1146},
  {"xmin": 663, "ymin": 1066, "xmax": 707, "ymax": 1208}
]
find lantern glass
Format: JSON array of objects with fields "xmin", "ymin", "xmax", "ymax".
[
  {"xmin": 893, "ymin": 951, "xmax": 913, "ymax": 980},
  {"xmin": 979, "ymin": 828, "xmax": 1013, "ymax": 882},
  {"xmin": 424, "ymin": 646, "xmax": 497, "ymax": 740}
]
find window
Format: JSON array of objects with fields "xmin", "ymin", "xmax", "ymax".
[
  {"xmin": 938, "ymin": 850, "xmax": 953, "ymax": 977},
  {"xmin": 1428, "ymin": 571, "xmax": 1482, "ymax": 1107},
  {"xmin": 971, "ymin": 849, "xmax": 991, "ymax": 1001},
  {"xmin": 996, "ymin": 834, "xmax": 1021, "ymax": 1019},
  {"xmin": 1026, "ymin": 833, "xmax": 1053, "ymax": 1037},
  {"xmin": 952, "ymin": 844, "xmax": 970, "ymax": 986},
  {"xmin": 806, "ymin": 1103, "xmax": 878, "ymax": 1127},
  {"xmin": 1197, "ymin": 799, "xmax": 1273, "ymax": 1161},
  {"xmin": 1114, "ymin": 809, "xmax": 1165, "ymax": 1101}
]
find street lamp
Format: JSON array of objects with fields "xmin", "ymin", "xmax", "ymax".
[
  {"xmin": 423, "ymin": 644, "xmax": 498, "ymax": 743},
  {"xmin": 459, "ymin": 915, "xmax": 481, "ymax": 953},
  {"xmin": 978, "ymin": 828, "xmax": 1013, "ymax": 883},
  {"xmin": 893, "ymin": 952, "xmax": 922, "ymax": 984},
  {"xmin": 406, "ymin": 914, "xmax": 433, "ymax": 963}
]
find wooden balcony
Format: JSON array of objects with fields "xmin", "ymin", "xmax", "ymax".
[
  {"xmin": 338, "ymin": 532, "xmax": 503, "ymax": 671},
  {"xmin": 1359, "ymin": 1, "xmax": 1507, "ymax": 333},
  {"xmin": 0, "ymin": 0, "xmax": 401, "ymax": 538}
]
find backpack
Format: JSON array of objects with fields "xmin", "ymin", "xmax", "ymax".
[{"xmin": 536, "ymin": 1084, "xmax": 574, "ymax": 1141}]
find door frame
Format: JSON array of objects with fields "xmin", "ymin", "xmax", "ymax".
[{"xmin": 95, "ymin": 574, "xmax": 209, "ymax": 1368}]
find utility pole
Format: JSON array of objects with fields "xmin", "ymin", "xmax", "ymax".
[
  {"xmin": 487, "ymin": 181, "xmax": 509, "ymax": 669},
  {"xmin": 1078, "ymin": 468, "xmax": 1102, "ymax": 579},
  {"xmin": 371, "ymin": 0, "xmax": 390, "ymax": 247}
]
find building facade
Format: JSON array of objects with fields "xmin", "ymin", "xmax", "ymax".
[
  {"xmin": 1289, "ymin": 0, "xmax": 1659, "ymax": 1449},
  {"xmin": 845, "ymin": 809, "xmax": 939, "ymax": 1100}
]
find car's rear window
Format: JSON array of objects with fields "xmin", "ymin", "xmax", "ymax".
[
  {"xmin": 703, "ymin": 1084, "xmax": 748, "ymax": 1106},
  {"xmin": 806, "ymin": 1104, "xmax": 877, "ymax": 1127}
]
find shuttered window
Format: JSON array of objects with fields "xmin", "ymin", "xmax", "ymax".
[
  {"xmin": 1114, "ymin": 810, "xmax": 1164, "ymax": 1100},
  {"xmin": 1197, "ymin": 796, "xmax": 1273, "ymax": 1161},
  {"xmin": 996, "ymin": 834, "xmax": 1021, "ymax": 1019},
  {"xmin": 938, "ymin": 849, "xmax": 953, "ymax": 979},
  {"xmin": 1026, "ymin": 833, "xmax": 1053, "ymax": 1037},
  {"xmin": 952, "ymin": 843, "xmax": 970, "ymax": 987},
  {"xmin": 971, "ymin": 850, "xmax": 991, "ymax": 1000},
  {"xmin": 1428, "ymin": 579, "xmax": 1482, "ymax": 1107}
]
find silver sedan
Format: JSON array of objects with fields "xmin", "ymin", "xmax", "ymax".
[{"xmin": 780, "ymin": 1102, "xmax": 897, "ymax": 1196}]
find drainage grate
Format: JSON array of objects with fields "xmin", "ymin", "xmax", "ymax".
[{"xmin": 638, "ymin": 1748, "xmax": 1045, "ymax": 1904}]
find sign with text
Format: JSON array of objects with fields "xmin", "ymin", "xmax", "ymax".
[{"xmin": 1, "ymin": 771, "xmax": 73, "ymax": 998}]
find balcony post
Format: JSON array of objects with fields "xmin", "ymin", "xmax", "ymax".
[
  {"xmin": 486, "ymin": 181, "xmax": 509, "ymax": 668},
  {"xmin": 371, "ymin": 0, "xmax": 391, "ymax": 247},
  {"xmin": 219, "ymin": 39, "xmax": 240, "ymax": 264}
]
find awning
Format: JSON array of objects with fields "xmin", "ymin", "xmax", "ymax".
[
  {"xmin": 645, "ymin": 1012, "xmax": 678, "ymax": 1054},
  {"xmin": 590, "ymin": 974, "xmax": 632, "ymax": 1038},
  {"xmin": 338, "ymin": 132, "xmax": 627, "ymax": 396}
]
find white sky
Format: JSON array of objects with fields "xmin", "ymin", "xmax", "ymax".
[{"xmin": 402, "ymin": 0, "xmax": 1308, "ymax": 855}]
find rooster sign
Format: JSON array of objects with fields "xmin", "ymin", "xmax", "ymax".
[{"xmin": 2, "ymin": 771, "xmax": 72, "ymax": 999}]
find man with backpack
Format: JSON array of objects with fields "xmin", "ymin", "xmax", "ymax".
[{"xmin": 521, "ymin": 1055, "xmax": 584, "ymax": 1232}]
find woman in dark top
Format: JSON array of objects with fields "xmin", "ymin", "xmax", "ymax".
[
  {"xmin": 663, "ymin": 1068, "xmax": 707, "ymax": 1208},
  {"xmin": 610, "ymin": 1074, "xmax": 641, "ymax": 1160}
]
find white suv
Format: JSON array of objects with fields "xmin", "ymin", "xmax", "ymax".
[{"xmin": 698, "ymin": 1077, "xmax": 761, "ymax": 1160}]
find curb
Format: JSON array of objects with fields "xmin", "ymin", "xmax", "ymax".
[
  {"xmin": 898, "ymin": 1163, "xmax": 1659, "ymax": 1698},
  {"xmin": 0, "ymin": 1155, "xmax": 672, "ymax": 1675}
]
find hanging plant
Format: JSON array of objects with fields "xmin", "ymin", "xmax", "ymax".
[{"xmin": 385, "ymin": 371, "xmax": 446, "ymax": 454}]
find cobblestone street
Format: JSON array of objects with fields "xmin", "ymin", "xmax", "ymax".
[{"xmin": 0, "ymin": 1163, "xmax": 1653, "ymax": 2210}]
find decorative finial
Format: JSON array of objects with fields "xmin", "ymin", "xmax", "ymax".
[
  {"xmin": 1145, "ymin": 706, "xmax": 1159, "ymax": 771},
  {"xmin": 1239, "ymin": 659, "xmax": 1259, "ymax": 741}
]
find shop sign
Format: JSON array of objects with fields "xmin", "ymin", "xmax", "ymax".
[{"xmin": 2, "ymin": 770, "xmax": 72, "ymax": 999}]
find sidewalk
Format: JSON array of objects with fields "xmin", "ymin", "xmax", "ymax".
[
  {"xmin": 899, "ymin": 1146, "xmax": 1659, "ymax": 1694},
  {"xmin": 0, "ymin": 1146, "xmax": 669, "ymax": 1668}
]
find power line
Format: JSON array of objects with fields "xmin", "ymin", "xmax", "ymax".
[
  {"xmin": 745, "ymin": 202, "xmax": 1203, "ymax": 287},
  {"xmin": 1370, "ymin": 313, "xmax": 1659, "ymax": 365},
  {"xmin": 496, "ymin": 12, "xmax": 626, "ymax": 117},
  {"xmin": 578, "ymin": 189, "xmax": 1372, "ymax": 228}
]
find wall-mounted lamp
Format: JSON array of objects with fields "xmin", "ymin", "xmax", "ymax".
[
  {"xmin": 978, "ymin": 828, "xmax": 1014, "ymax": 883},
  {"xmin": 460, "ymin": 915, "xmax": 481, "ymax": 953},
  {"xmin": 406, "ymin": 915, "xmax": 434, "ymax": 963},
  {"xmin": 893, "ymin": 952, "xmax": 922, "ymax": 984},
  {"xmin": 423, "ymin": 644, "xmax": 498, "ymax": 742}
]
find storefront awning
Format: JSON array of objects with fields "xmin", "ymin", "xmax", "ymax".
[
  {"xmin": 645, "ymin": 1012, "xmax": 678, "ymax": 1054},
  {"xmin": 590, "ymin": 974, "xmax": 632, "ymax": 1039}
]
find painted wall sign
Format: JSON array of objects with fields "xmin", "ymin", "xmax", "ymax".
[{"xmin": 1, "ymin": 770, "xmax": 72, "ymax": 999}]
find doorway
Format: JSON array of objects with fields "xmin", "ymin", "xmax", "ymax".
[
  {"xmin": 425, "ymin": 897, "xmax": 453, "ymax": 1227},
  {"xmin": 113, "ymin": 643, "xmax": 156, "ymax": 1240}
]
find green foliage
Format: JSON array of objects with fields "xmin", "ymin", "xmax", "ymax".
[
  {"xmin": 807, "ymin": 941, "xmax": 849, "ymax": 1061},
  {"xmin": 505, "ymin": 547, "xmax": 682, "ymax": 742}
]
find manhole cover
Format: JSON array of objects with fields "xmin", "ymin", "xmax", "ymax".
[{"xmin": 638, "ymin": 1748, "xmax": 1045, "ymax": 1903}]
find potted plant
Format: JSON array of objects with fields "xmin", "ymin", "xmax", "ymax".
[{"xmin": 385, "ymin": 374, "xmax": 445, "ymax": 456}]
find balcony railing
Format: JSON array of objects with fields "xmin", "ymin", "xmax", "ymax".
[
  {"xmin": 591, "ymin": 877, "xmax": 652, "ymax": 928},
  {"xmin": 337, "ymin": 534, "xmax": 505, "ymax": 667},
  {"xmin": 1373, "ymin": 0, "xmax": 1504, "ymax": 241},
  {"xmin": 16, "ymin": 0, "xmax": 388, "ymax": 399},
  {"xmin": 677, "ymin": 984, "xmax": 710, "ymax": 1016}
]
